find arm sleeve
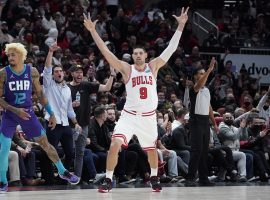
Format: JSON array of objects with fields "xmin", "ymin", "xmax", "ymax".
[{"xmin": 159, "ymin": 30, "xmax": 182, "ymax": 62}]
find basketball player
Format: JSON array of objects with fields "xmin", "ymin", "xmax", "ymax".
[
  {"xmin": 83, "ymin": 7, "xmax": 189, "ymax": 192},
  {"xmin": 0, "ymin": 43, "xmax": 79, "ymax": 192}
]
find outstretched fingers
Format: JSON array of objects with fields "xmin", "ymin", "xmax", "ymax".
[{"xmin": 184, "ymin": 7, "xmax": 189, "ymax": 14}]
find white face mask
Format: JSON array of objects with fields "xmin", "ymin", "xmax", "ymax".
[
  {"xmin": 157, "ymin": 118, "xmax": 163, "ymax": 125},
  {"xmin": 91, "ymin": 96, "xmax": 97, "ymax": 102}
]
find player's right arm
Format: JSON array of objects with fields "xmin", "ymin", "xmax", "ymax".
[
  {"xmin": 0, "ymin": 69, "xmax": 31, "ymax": 120},
  {"xmin": 83, "ymin": 13, "xmax": 130, "ymax": 82},
  {"xmin": 193, "ymin": 57, "xmax": 216, "ymax": 92}
]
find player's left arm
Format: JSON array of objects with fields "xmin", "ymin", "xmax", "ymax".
[
  {"xmin": 31, "ymin": 67, "xmax": 56, "ymax": 129},
  {"xmin": 149, "ymin": 7, "xmax": 189, "ymax": 77}
]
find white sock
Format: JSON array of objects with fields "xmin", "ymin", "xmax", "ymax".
[
  {"xmin": 106, "ymin": 170, "xmax": 114, "ymax": 180},
  {"xmin": 151, "ymin": 168, "xmax": 158, "ymax": 177}
]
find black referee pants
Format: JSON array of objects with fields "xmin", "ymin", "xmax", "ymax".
[{"xmin": 186, "ymin": 115, "xmax": 210, "ymax": 181}]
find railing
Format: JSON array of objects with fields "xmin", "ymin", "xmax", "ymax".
[
  {"xmin": 192, "ymin": 11, "xmax": 219, "ymax": 38},
  {"xmin": 240, "ymin": 48, "xmax": 270, "ymax": 55}
]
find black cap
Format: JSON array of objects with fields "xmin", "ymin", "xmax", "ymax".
[{"xmin": 69, "ymin": 64, "xmax": 83, "ymax": 72}]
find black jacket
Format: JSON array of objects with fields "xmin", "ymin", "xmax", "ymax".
[
  {"xmin": 171, "ymin": 124, "xmax": 191, "ymax": 151},
  {"xmin": 88, "ymin": 118, "xmax": 111, "ymax": 152}
]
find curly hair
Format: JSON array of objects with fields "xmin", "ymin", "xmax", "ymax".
[{"xmin": 5, "ymin": 43, "xmax": 28, "ymax": 62}]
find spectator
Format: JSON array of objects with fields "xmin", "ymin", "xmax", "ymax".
[
  {"xmin": 43, "ymin": 43, "xmax": 82, "ymax": 177},
  {"xmin": 218, "ymin": 112, "xmax": 249, "ymax": 182}
]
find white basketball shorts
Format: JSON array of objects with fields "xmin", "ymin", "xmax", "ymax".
[{"xmin": 112, "ymin": 109, "xmax": 158, "ymax": 151}]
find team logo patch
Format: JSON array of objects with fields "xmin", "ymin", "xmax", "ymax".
[{"xmin": 145, "ymin": 69, "xmax": 150, "ymax": 73}]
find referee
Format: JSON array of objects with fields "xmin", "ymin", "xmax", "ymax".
[{"xmin": 185, "ymin": 57, "xmax": 219, "ymax": 186}]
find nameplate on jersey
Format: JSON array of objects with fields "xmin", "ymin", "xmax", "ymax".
[
  {"xmin": 132, "ymin": 76, "xmax": 153, "ymax": 87},
  {"xmin": 8, "ymin": 80, "xmax": 30, "ymax": 91}
]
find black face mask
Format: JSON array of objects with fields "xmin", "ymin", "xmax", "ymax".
[
  {"xmin": 1, "ymin": 29, "xmax": 8, "ymax": 34},
  {"xmin": 244, "ymin": 102, "xmax": 251, "ymax": 107},
  {"xmin": 224, "ymin": 119, "xmax": 234, "ymax": 126},
  {"xmin": 227, "ymin": 98, "xmax": 235, "ymax": 104},
  {"xmin": 263, "ymin": 105, "xmax": 269, "ymax": 110},
  {"xmin": 250, "ymin": 125, "xmax": 264, "ymax": 133}
]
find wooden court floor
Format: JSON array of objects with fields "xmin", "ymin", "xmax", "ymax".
[{"xmin": 1, "ymin": 186, "xmax": 270, "ymax": 200}]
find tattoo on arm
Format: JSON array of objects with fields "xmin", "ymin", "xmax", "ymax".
[
  {"xmin": 0, "ymin": 69, "xmax": 19, "ymax": 114},
  {"xmin": 31, "ymin": 67, "xmax": 49, "ymax": 106}
]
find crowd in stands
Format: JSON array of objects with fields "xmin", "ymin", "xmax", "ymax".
[{"xmin": 0, "ymin": 0, "xmax": 270, "ymax": 186}]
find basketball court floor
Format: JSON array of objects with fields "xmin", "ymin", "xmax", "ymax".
[{"xmin": 1, "ymin": 182, "xmax": 270, "ymax": 200}]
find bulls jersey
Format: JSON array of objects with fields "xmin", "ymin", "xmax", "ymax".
[
  {"xmin": 124, "ymin": 64, "xmax": 158, "ymax": 112},
  {"xmin": 4, "ymin": 65, "xmax": 33, "ymax": 108}
]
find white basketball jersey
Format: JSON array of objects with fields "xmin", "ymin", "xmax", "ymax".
[{"xmin": 124, "ymin": 64, "xmax": 158, "ymax": 112}]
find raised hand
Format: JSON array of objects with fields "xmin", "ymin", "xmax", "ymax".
[
  {"xmin": 208, "ymin": 57, "xmax": 217, "ymax": 72},
  {"xmin": 83, "ymin": 12, "xmax": 98, "ymax": 32},
  {"xmin": 173, "ymin": 7, "xmax": 189, "ymax": 25},
  {"xmin": 49, "ymin": 42, "xmax": 59, "ymax": 52},
  {"xmin": 110, "ymin": 67, "xmax": 116, "ymax": 76},
  {"xmin": 240, "ymin": 119, "xmax": 246, "ymax": 128}
]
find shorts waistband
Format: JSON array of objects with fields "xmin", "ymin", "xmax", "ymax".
[{"xmin": 123, "ymin": 109, "xmax": 156, "ymax": 117}]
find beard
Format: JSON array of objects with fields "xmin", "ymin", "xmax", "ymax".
[{"xmin": 135, "ymin": 60, "xmax": 145, "ymax": 66}]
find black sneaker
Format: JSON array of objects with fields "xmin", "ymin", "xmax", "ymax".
[
  {"xmin": 150, "ymin": 176, "xmax": 162, "ymax": 192},
  {"xmin": 98, "ymin": 178, "xmax": 112, "ymax": 193},
  {"xmin": 198, "ymin": 180, "xmax": 215, "ymax": 186},
  {"xmin": 184, "ymin": 178, "xmax": 197, "ymax": 187}
]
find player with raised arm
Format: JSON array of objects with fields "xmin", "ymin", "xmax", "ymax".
[{"xmin": 83, "ymin": 7, "xmax": 189, "ymax": 192}]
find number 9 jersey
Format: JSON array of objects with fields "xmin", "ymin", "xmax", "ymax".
[{"xmin": 123, "ymin": 64, "xmax": 158, "ymax": 112}]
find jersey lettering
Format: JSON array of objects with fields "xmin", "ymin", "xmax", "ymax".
[
  {"xmin": 8, "ymin": 80, "xmax": 30, "ymax": 91},
  {"xmin": 132, "ymin": 76, "xmax": 153, "ymax": 87}
]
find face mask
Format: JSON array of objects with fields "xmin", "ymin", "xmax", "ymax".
[
  {"xmin": 91, "ymin": 96, "xmax": 97, "ymax": 101},
  {"xmin": 263, "ymin": 105, "xmax": 269, "ymax": 110},
  {"xmin": 1, "ymin": 29, "xmax": 8, "ymax": 34},
  {"xmin": 244, "ymin": 102, "xmax": 251, "ymax": 107},
  {"xmin": 227, "ymin": 98, "xmax": 235, "ymax": 104},
  {"xmin": 158, "ymin": 100, "xmax": 165, "ymax": 104},
  {"xmin": 251, "ymin": 125, "xmax": 264, "ymax": 132},
  {"xmin": 224, "ymin": 119, "xmax": 234, "ymax": 126},
  {"xmin": 157, "ymin": 118, "xmax": 163, "ymax": 125}
]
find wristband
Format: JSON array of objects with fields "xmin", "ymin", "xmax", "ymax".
[{"xmin": 44, "ymin": 103, "xmax": 54, "ymax": 116}]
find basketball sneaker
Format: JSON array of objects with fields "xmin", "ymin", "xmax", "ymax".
[
  {"xmin": 98, "ymin": 178, "xmax": 112, "ymax": 193},
  {"xmin": 150, "ymin": 176, "xmax": 162, "ymax": 192},
  {"xmin": 59, "ymin": 170, "xmax": 80, "ymax": 185},
  {"xmin": 0, "ymin": 183, "xmax": 8, "ymax": 193}
]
